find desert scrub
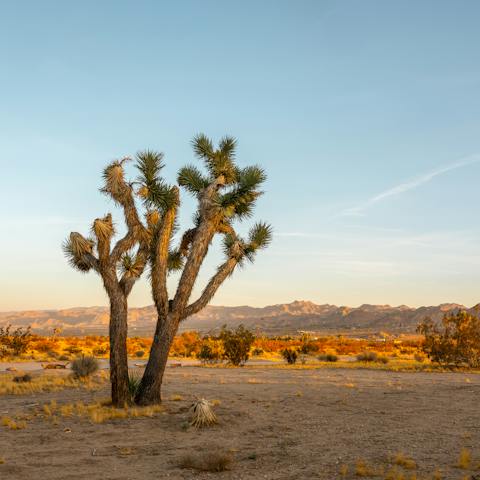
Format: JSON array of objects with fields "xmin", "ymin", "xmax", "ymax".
[
  {"xmin": 281, "ymin": 348, "xmax": 298, "ymax": 364},
  {"xmin": 13, "ymin": 373, "xmax": 32, "ymax": 383},
  {"xmin": 356, "ymin": 351, "xmax": 378, "ymax": 362},
  {"xmin": 456, "ymin": 448, "xmax": 471, "ymax": 469},
  {"xmin": 318, "ymin": 353, "xmax": 338, "ymax": 362},
  {"xmin": 71, "ymin": 355, "xmax": 99, "ymax": 378},
  {"xmin": 393, "ymin": 452, "xmax": 416, "ymax": 470}
]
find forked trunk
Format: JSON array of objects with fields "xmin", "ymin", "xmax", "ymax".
[
  {"xmin": 109, "ymin": 296, "xmax": 130, "ymax": 407},
  {"xmin": 135, "ymin": 315, "xmax": 178, "ymax": 405}
]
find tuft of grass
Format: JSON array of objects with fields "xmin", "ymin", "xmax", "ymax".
[
  {"xmin": 128, "ymin": 371, "xmax": 142, "ymax": 402},
  {"xmin": 355, "ymin": 459, "xmax": 375, "ymax": 477},
  {"xmin": 71, "ymin": 356, "xmax": 99, "ymax": 378},
  {"xmin": 339, "ymin": 464, "xmax": 348, "ymax": 476},
  {"xmin": 179, "ymin": 450, "xmax": 233, "ymax": 472},
  {"xmin": 393, "ymin": 452, "xmax": 416, "ymax": 470},
  {"xmin": 357, "ymin": 351, "xmax": 378, "ymax": 362},
  {"xmin": 170, "ymin": 394, "xmax": 183, "ymax": 401},
  {"xmin": 384, "ymin": 466, "xmax": 406, "ymax": 480},
  {"xmin": 456, "ymin": 448, "xmax": 471, "ymax": 469},
  {"xmin": 1, "ymin": 416, "xmax": 26, "ymax": 430},
  {"xmin": 432, "ymin": 468, "xmax": 442, "ymax": 480}
]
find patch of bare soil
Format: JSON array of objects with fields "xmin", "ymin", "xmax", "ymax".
[{"xmin": 0, "ymin": 367, "xmax": 479, "ymax": 479}]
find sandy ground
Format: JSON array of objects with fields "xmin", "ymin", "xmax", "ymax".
[{"xmin": 0, "ymin": 366, "xmax": 479, "ymax": 479}]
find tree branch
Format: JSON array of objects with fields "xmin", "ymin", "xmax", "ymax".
[
  {"xmin": 182, "ymin": 257, "xmax": 238, "ymax": 320},
  {"xmin": 151, "ymin": 188, "xmax": 179, "ymax": 316}
]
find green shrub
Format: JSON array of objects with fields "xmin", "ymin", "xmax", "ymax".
[
  {"xmin": 0, "ymin": 325, "xmax": 32, "ymax": 356},
  {"xmin": 417, "ymin": 311, "xmax": 480, "ymax": 368},
  {"xmin": 93, "ymin": 346, "xmax": 108, "ymax": 356},
  {"xmin": 71, "ymin": 356, "xmax": 99, "ymax": 378},
  {"xmin": 13, "ymin": 373, "xmax": 32, "ymax": 383},
  {"xmin": 281, "ymin": 348, "xmax": 298, "ymax": 364},
  {"xmin": 134, "ymin": 350, "xmax": 145, "ymax": 358},
  {"xmin": 128, "ymin": 371, "xmax": 142, "ymax": 401},
  {"xmin": 414, "ymin": 352, "xmax": 425, "ymax": 363},
  {"xmin": 356, "ymin": 351, "xmax": 378, "ymax": 362},
  {"xmin": 219, "ymin": 325, "xmax": 255, "ymax": 366},
  {"xmin": 318, "ymin": 353, "xmax": 338, "ymax": 362}
]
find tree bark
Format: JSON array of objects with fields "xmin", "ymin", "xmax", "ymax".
[
  {"xmin": 135, "ymin": 315, "xmax": 178, "ymax": 405},
  {"xmin": 109, "ymin": 293, "xmax": 130, "ymax": 407}
]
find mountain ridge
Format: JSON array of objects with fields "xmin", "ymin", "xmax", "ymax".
[{"xmin": 1, "ymin": 300, "xmax": 477, "ymax": 336}]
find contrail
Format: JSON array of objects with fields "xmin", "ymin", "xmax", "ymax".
[{"xmin": 341, "ymin": 154, "xmax": 480, "ymax": 216}]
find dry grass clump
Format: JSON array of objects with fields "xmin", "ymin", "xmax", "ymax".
[
  {"xmin": 456, "ymin": 448, "xmax": 471, "ymax": 469},
  {"xmin": 1, "ymin": 416, "xmax": 27, "ymax": 430},
  {"xmin": 190, "ymin": 399, "xmax": 217, "ymax": 428},
  {"xmin": 355, "ymin": 459, "xmax": 383, "ymax": 477},
  {"xmin": 71, "ymin": 356, "xmax": 99, "ymax": 378},
  {"xmin": 179, "ymin": 450, "xmax": 233, "ymax": 472},
  {"xmin": 393, "ymin": 452, "xmax": 417, "ymax": 470},
  {"xmin": 39, "ymin": 399, "xmax": 164, "ymax": 424},
  {"xmin": 170, "ymin": 394, "xmax": 183, "ymax": 401}
]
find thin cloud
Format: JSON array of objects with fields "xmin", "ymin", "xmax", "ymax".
[{"xmin": 341, "ymin": 154, "xmax": 480, "ymax": 216}]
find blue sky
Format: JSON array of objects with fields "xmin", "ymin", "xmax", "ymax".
[{"xmin": 1, "ymin": 0, "xmax": 480, "ymax": 310}]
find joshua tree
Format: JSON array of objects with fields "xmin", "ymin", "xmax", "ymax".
[
  {"xmin": 134, "ymin": 134, "xmax": 272, "ymax": 404},
  {"xmin": 63, "ymin": 158, "xmax": 151, "ymax": 406}
]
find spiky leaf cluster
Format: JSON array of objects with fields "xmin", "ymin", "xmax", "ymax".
[
  {"xmin": 63, "ymin": 233, "xmax": 95, "ymax": 272},
  {"xmin": 136, "ymin": 150, "xmax": 177, "ymax": 210},
  {"xmin": 179, "ymin": 135, "xmax": 267, "ymax": 225},
  {"xmin": 190, "ymin": 134, "xmax": 238, "ymax": 184},
  {"xmin": 222, "ymin": 222, "xmax": 272, "ymax": 267}
]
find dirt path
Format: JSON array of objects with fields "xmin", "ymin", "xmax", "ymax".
[{"xmin": 0, "ymin": 367, "xmax": 479, "ymax": 479}]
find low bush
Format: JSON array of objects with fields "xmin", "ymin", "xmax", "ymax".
[
  {"xmin": 418, "ymin": 311, "xmax": 480, "ymax": 368},
  {"xmin": 13, "ymin": 374, "xmax": 32, "ymax": 383},
  {"xmin": 0, "ymin": 325, "xmax": 32, "ymax": 356},
  {"xmin": 93, "ymin": 346, "xmax": 108, "ymax": 356},
  {"xmin": 356, "ymin": 351, "xmax": 378, "ymax": 362},
  {"xmin": 219, "ymin": 325, "xmax": 255, "ymax": 366},
  {"xmin": 71, "ymin": 356, "xmax": 99, "ymax": 378},
  {"xmin": 134, "ymin": 350, "xmax": 144, "ymax": 358},
  {"xmin": 318, "ymin": 353, "xmax": 338, "ymax": 362},
  {"xmin": 281, "ymin": 348, "xmax": 298, "ymax": 364}
]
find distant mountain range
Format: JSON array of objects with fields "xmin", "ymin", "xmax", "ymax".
[{"xmin": 1, "ymin": 300, "xmax": 478, "ymax": 337}]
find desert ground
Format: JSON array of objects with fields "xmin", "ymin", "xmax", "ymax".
[{"xmin": 0, "ymin": 365, "xmax": 479, "ymax": 480}]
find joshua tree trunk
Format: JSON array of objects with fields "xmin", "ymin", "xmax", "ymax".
[
  {"xmin": 135, "ymin": 314, "xmax": 178, "ymax": 404},
  {"xmin": 109, "ymin": 295, "xmax": 130, "ymax": 406}
]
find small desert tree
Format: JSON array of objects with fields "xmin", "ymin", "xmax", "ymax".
[
  {"xmin": 64, "ymin": 157, "xmax": 153, "ymax": 406},
  {"xmin": 417, "ymin": 311, "xmax": 480, "ymax": 368},
  {"xmin": 219, "ymin": 324, "xmax": 255, "ymax": 366},
  {"xmin": 135, "ymin": 134, "xmax": 271, "ymax": 404}
]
